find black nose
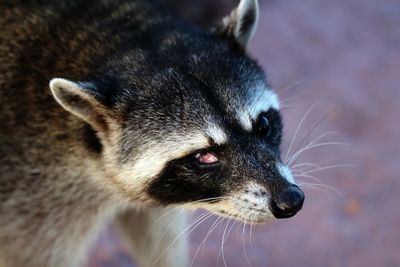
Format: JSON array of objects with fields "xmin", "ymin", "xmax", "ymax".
[{"xmin": 270, "ymin": 185, "xmax": 305, "ymax": 219}]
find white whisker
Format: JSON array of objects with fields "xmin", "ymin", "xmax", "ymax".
[
  {"xmin": 288, "ymin": 106, "xmax": 341, "ymax": 163},
  {"xmin": 300, "ymin": 164, "xmax": 357, "ymax": 175},
  {"xmin": 287, "ymin": 142, "xmax": 349, "ymax": 167},
  {"xmin": 242, "ymin": 222, "xmax": 253, "ymax": 267},
  {"xmin": 284, "ymin": 102, "xmax": 318, "ymax": 163},
  {"xmin": 220, "ymin": 218, "xmax": 232, "ymax": 267},
  {"xmin": 297, "ymin": 180, "xmax": 344, "ymax": 199},
  {"xmin": 152, "ymin": 211, "xmax": 213, "ymax": 265},
  {"xmin": 191, "ymin": 216, "xmax": 224, "ymax": 267},
  {"xmin": 286, "ymin": 131, "xmax": 338, "ymax": 165}
]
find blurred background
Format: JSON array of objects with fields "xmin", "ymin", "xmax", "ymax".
[{"xmin": 89, "ymin": 0, "xmax": 400, "ymax": 266}]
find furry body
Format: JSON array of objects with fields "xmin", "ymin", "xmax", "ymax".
[
  {"xmin": 0, "ymin": 0, "xmax": 304, "ymax": 266},
  {"xmin": 1, "ymin": 1, "xmax": 193, "ymax": 266}
]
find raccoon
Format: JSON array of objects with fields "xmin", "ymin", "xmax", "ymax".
[{"xmin": 0, "ymin": 0, "xmax": 304, "ymax": 266}]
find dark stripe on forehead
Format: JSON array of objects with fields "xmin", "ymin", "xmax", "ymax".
[{"xmin": 185, "ymin": 71, "xmax": 230, "ymax": 120}]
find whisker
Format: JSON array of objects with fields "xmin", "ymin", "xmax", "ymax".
[
  {"xmin": 284, "ymin": 102, "xmax": 319, "ymax": 163},
  {"xmin": 147, "ymin": 196, "xmax": 228, "ymax": 237},
  {"xmin": 279, "ymin": 104, "xmax": 304, "ymax": 111},
  {"xmin": 242, "ymin": 222, "xmax": 253, "ymax": 267},
  {"xmin": 297, "ymin": 182, "xmax": 333, "ymax": 199},
  {"xmin": 224, "ymin": 219, "xmax": 239, "ymax": 267},
  {"xmin": 291, "ymin": 162, "xmax": 321, "ymax": 172},
  {"xmin": 288, "ymin": 106, "xmax": 341, "ymax": 164},
  {"xmin": 300, "ymin": 163, "xmax": 357, "ymax": 175},
  {"xmin": 279, "ymin": 89, "xmax": 312, "ymax": 106},
  {"xmin": 152, "ymin": 211, "xmax": 213, "ymax": 265},
  {"xmin": 220, "ymin": 218, "xmax": 232, "ymax": 267},
  {"xmin": 286, "ymin": 131, "xmax": 338, "ymax": 165},
  {"xmin": 146, "ymin": 196, "xmax": 230, "ymax": 260},
  {"xmin": 276, "ymin": 78, "xmax": 310, "ymax": 96},
  {"xmin": 249, "ymin": 218, "xmax": 254, "ymax": 246},
  {"xmin": 287, "ymin": 142, "xmax": 350, "ymax": 167},
  {"xmin": 191, "ymin": 216, "xmax": 224, "ymax": 267},
  {"xmin": 147, "ymin": 208, "xmax": 188, "ymax": 266},
  {"xmin": 297, "ymin": 177, "xmax": 345, "ymax": 199},
  {"xmin": 293, "ymin": 172, "xmax": 325, "ymax": 185},
  {"xmin": 217, "ymin": 218, "xmax": 229, "ymax": 267},
  {"xmin": 291, "ymin": 158, "xmax": 343, "ymax": 171}
]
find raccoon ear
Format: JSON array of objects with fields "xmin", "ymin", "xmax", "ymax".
[
  {"xmin": 214, "ymin": 0, "xmax": 259, "ymax": 49},
  {"xmin": 49, "ymin": 78, "xmax": 109, "ymax": 131}
]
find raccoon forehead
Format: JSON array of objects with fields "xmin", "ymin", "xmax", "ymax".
[{"xmin": 237, "ymin": 87, "xmax": 280, "ymax": 131}]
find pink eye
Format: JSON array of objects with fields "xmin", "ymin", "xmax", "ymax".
[{"xmin": 195, "ymin": 151, "xmax": 219, "ymax": 164}]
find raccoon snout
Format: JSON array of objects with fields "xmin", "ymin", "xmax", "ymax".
[{"xmin": 270, "ymin": 185, "xmax": 304, "ymax": 219}]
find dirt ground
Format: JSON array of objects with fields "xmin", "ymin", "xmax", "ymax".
[{"xmin": 88, "ymin": 0, "xmax": 400, "ymax": 266}]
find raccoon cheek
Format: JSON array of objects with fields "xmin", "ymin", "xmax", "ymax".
[{"xmin": 195, "ymin": 151, "xmax": 219, "ymax": 164}]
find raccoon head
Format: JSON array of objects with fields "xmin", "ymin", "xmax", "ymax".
[{"xmin": 49, "ymin": 0, "xmax": 304, "ymax": 223}]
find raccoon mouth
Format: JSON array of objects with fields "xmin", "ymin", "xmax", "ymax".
[{"xmin": 213, "ymin": 208, "xmax": 274, "ymax": 224}]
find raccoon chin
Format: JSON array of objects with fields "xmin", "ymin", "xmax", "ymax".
[
  {"xmin": 211, "ymin": 208, "xmax": 275, "ymax": 224},
  {"xmin": 203, "ymin": 196, "xmax": 276, "ymax": 223}
]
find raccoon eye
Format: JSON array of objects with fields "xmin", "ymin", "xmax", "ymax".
[
  {"xmin": 194, "ymin": 151, "xmax": 219, "ymax": 164},
  {"xmin": 257, "ymin": 115, "xmax": 272, "ymax": 137}
]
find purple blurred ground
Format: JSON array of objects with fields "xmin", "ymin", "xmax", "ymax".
[{"xmin": 88, "ymin": 0, "xmax": 400, "ymax": 266}]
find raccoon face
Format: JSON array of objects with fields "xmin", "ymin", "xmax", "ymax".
[
  {"xmin": 147, "ymin": 107, "xmax": 305, "ymax": 222},
  {"xmin": 142, "ymin": 75, "xmax": 305, "ymax": 222},
  {"xmin": 49, "ymin": 0, "xmax": 304, "ymax": 223}
]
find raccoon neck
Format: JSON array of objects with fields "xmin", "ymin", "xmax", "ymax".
[{"xmin": 0, "ymin": 154, "xmax": 125, "ymax": 267}]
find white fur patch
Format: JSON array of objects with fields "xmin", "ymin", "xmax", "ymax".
[
  {"xmin": 206, "ymin": 124, "xmax": 228, "ymax": 145},
  {"xmin": 113, "ymin": 132, "xmax": 211, "ymax": 192},
  {"xmin": 237, "ymin": 109, "xmax": 253, "ymax": 131},
  {"xmin": 131, "ymin": 133, "xmax": 209, "ymax": 179},
  {"xmin": 248, "ymin": 89, "xmax": 280, "ymax": 118},
  {"xmin": 237, "ymin": 87, "xmax": 280, "ymax": 131},
  {"xmin": 277, "ymin": 163, "xmax": 296, "ymax": 184},
  {"xmin": 204, "ymin": 182, "xmax": 274, "ymax": 223}
]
